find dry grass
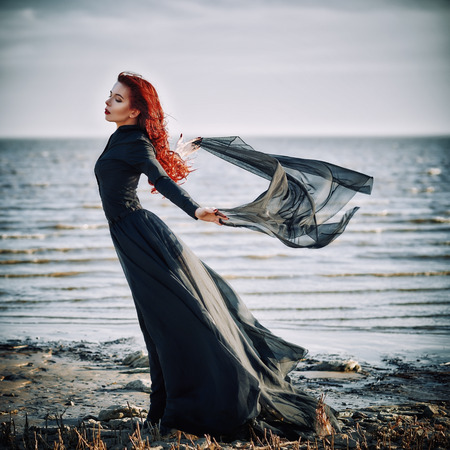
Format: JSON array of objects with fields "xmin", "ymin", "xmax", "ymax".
[{"xmin": 1, "ymin": 410, "xmax": 449, "ymax": 449}]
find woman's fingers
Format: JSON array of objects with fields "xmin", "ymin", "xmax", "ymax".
[{"xmin": 214, "ymin": 209, "xmax": 228, "ymax": 220}]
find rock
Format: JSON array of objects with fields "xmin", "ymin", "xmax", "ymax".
[
  {"xmin": 82, "ymin": 414, "xmax": 99, "ymax": 421},
  {"xmin": 352, "ymin": 411, "xmax": 368, "ymax": 420},
  {"xmin": 313, "ymin": 359, "xmax": 361, "ymax": 372},
  {"xmin": 122, "ymin": 351, "xmax": 149, "ymax": 368},
  {"xmin": 422, "ymin": 404, "xmax": 440, "ymax": 418},
  {"xmin": 333, "ymin": 433, "xmax": 359, "ymax": 449},
  {"xmin": 108, "ymin": 417, "xmax": 133, "ymax": 429},
  {"xmin": 124, "ymin": 379, "xmax": 151, "ymax": 393},
  {"xmin": 130, "ymin": 355, "xmax": 149, "ymax": 368},
  {"xmin": 108, "ymin": 417, "xmax": 145, "ymax": 430},
  {"xmin": 338, "ymin": 410, "xmax": 354, "ymax": 419},
  {"xmin": 122, "ymin": 351, "xmax": 144, "ymax": 365},
  {"xmin": 83, "ymin": 418, "xmax": 103, "ymax": 428},
  {"xmin": 434, "ymin": 417, "xmax": 450, "ymax": 427},
  {"xmin": 120, "ymin": 368, "xmax": 149, "ymax": 374},
  {"xmin": 362, "ymin": 422, "xmax": 380, "ymax": 433},
  {"xmin": 98, "ymin": 404, "xmax": 145, "ymax": 421},
  {"xmin": 377, "ymin": 411, "xmax": 400, "ymax": 422}
]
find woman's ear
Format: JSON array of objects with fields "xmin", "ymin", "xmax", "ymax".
[{"xmin": 130, "ymin": 109, "xmax": 140, "ymax": 119}]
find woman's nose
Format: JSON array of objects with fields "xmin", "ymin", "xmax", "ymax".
[{"xmin": 105, "ymin": 98, "xmax": 111, "ymax": 106}]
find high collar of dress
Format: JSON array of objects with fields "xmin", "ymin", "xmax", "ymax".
[{"xmin": 116, "ymin": 125, "xmax": 142, "ymax": 133}]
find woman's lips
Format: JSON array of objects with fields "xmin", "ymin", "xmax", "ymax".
[{"xmin": 105, "ymin": 109, "xmax": 111, "ymax": 115}]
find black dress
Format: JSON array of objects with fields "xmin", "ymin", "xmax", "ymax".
[{"xmin": 95, "ymin": 125, "xmax": 372, "ymax": 439}]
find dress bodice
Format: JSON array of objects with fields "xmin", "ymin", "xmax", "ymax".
[{"xmin": 95, "ymin": 125, "xmax": 199, "ymax": 222}]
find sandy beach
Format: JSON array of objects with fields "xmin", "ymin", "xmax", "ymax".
[{"xmin": 1, "ymin": 340, "xmax": 449, "ymax": 449}]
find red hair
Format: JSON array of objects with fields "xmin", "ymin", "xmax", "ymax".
[{"xmin": 117, "ymin": 72, "xmax": 191, "ymax": 191}]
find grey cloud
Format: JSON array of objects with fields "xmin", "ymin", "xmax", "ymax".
[{"xmin": 0, "ymin": 0, "xmax": 449, "ymax": 136}]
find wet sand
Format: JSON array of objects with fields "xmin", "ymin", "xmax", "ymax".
[{"xmin": 1, "ymin": 340, "xmax": 449, "ymax": 449}]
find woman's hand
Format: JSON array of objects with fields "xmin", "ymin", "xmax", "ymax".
[
  {"xmin": 195, "ymin": 207, "xmax": 229, "ymax": 225},
  {"xmin": 175, "ymin": 134, "xmax": 201, "ymax": 159}
]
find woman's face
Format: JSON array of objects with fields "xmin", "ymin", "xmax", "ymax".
[{"xmin": 105, "ymin": 82, "xmax": 140, "ymax": 128}]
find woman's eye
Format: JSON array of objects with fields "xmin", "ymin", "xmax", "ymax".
[{"xmin": 115, "ymin": 98, "xmax": 122, "ymax": 103}]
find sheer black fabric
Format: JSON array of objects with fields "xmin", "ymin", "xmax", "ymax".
[
  {"xmin": 94, "ymin": 128, "xmax": 372, "ymax": 439},
  {"xmin": 196, "ymin": 137, "xmax": 373, "ymax": 248}
]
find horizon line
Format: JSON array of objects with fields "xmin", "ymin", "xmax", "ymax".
[{"xmin": 1, "ymin": 132, "xmax": 450, "ymax": 140}]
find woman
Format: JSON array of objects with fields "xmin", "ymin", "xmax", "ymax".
[{"xmin": 95, "ymin": 72, "xmax": 372, "ymax": 439}]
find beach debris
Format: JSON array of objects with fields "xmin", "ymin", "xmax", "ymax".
[
  {"xmin": 97, "ymin": 404, "xmax": 145, "ymax": 421},
  {"xmin": 308, "ymin": 359, "xmax": 362, "ymax": 373},
  {"xmin": 124, "ymin": 378, "xmax": 152, "ymax": 393},
  {"xmin": 122, "ymin": 350, "xmax": 150, "ymax": 368}
]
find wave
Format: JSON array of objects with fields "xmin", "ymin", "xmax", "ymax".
[
  {"xmin": 0, "ymin": 271, "xmax": 83, "ymax": 278},
  {"xmin": 2, "ymin": 296, "xmax": 130, "ymax": 304},
  {"xmin": 0, "ymin": 257, "xmax": 117, "ymax": 265},
  {"xmin": 323, "ymin": 271, "xmax": 450, "ymax": 278},
  {"xmin": 304, "ymin": 313, "xmax": 450, "ymax": 321},
  {"xmin": 0, "ymin": 318, "xmax": 138, "ymax": 324},
  {"xmin": 361, "ymin": 210, "xmax": 390, "ymax": 217},
  {"xmin": 245, "ymin": 287, "xmax": 448, "ymax": 295},
  {"xmin": 355, "ymin": 226, "xmax": 450, "ymax": 234},
  {"xmin": 273, "ymin": 322, "xmax": 450, "ymax": 333},
  {"xmin": 409, "ymin": 186, "xmax": 435, "ymax": 194},
  {"xmin": 360, "ymin": 253, "xmax": 450, "ymax": 261},
  {"xmin": 390, "ymin": 300, "xmax": 450, "ymax": 306},
  {"xmin": 410, "ymin": 217, "xmax": 450, "ymax": 224},
  {"xmin": 251, "ymin": 306, "xmax": 356, "ymax": 311},
  {"xmin": 0, "ymin": 246, "xmax": 113, "ymax": 255},
  {"xmin": 223, "ymin": 274, "xmax": 300, "ymax": 280},
  {"xmin": 0, "ymin": 233, "xmax": 46, "ymax": 240},
  {"xmin": 426, "ymin": 168, "xmax": 442, "ymax": 175},
  {"xmin": 243, "ymin": 253, "xmax": 291, "ymax": 260},
  {"xmin": 82, "ymin": 204, "xmax": 102, "ymax": 209},
  {"xmin": 52, "ymin": 224, "xmax": 107, "ymax": 230}
]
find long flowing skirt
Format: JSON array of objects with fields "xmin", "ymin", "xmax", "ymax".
[{"xmin": 110, "ymin": 208, "xmax": 336, "ymax": 439}]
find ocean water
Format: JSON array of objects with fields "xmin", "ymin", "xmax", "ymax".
[{"xmin": 1, "ymin": 136, "xmax": 449, "ymax": 365}]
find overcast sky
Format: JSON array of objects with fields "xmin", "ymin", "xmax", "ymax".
[{"xmin": 1, "ymin": 0, "xmax": 449, "ymax": 138}]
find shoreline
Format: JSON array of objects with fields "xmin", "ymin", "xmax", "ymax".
[{"xmin": 1, "ymin": 339, "xmax": 449, "ymax": 449}]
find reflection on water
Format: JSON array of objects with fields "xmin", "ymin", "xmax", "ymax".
[{"xmin": 1, "ymin": 136, "xmax": 449, "ymax": 364}]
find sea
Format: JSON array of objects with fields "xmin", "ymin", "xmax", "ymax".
[{"xmin": 1, "ymin": 135, "xmax": 449, "ymax": 366}]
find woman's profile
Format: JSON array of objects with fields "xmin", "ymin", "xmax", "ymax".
[{"xmin": 95, "ymin": 72, "xmax": 372, "ymax": 439}]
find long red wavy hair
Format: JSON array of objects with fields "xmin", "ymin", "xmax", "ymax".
[{"xmin": 117, "ymin": 72, "xmax": 191, "ymax": 191}]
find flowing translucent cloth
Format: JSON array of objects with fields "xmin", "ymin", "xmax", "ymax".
[{"xmin": 193, "ymin": 137, "xmax": 373, "ymax": 249}]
